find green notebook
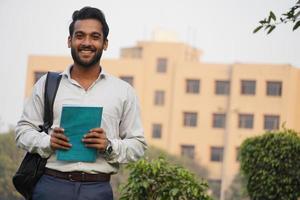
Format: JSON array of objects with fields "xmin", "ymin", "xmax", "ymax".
[{"xmin": 56, "ymin": 105, "xmax": 103, "ymax": 162}]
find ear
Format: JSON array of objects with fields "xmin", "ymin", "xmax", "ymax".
[
  {"xmin": 68, "ymin": 36, "xmax": 71, "ymax": 48},
  {"xmin": 103, "ymin": 39, "xmax": 108, "ymax": 51}
]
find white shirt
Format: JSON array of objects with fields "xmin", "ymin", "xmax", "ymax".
[{"xmin": 15, "ymin": 66, "xmax": 147, "ymax": 174}]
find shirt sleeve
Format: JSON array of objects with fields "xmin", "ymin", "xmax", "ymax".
[
  {"xmin": 15, "ymin": 75, "xmax": 53, "ymax": 158},
  {"xmin": 106, "ymin": 85, "xmax": 147, "ymax": 163}
]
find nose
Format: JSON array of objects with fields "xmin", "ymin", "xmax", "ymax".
[{"xmin": 82, "ymin": 36, "xmax": 92, "ymax": 46}]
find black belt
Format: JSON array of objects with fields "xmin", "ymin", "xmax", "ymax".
[{"xmin": 44, "ymin": 168, "xmax": 111, "ymax": 182}]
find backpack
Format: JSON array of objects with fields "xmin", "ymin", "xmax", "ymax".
[{"xmin": 13, "ymin": 72, "xmax": 62, "ymax": 200}]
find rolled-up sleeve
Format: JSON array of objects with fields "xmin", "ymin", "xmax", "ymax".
[
  {"xmin": 106, "ymin": 86, "xmax": 147, "ymax": 163},
  {"xmin": 15, "ymin": 75, "xmax": 53, "ymax": 158}
]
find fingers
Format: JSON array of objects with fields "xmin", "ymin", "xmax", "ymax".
[
  {"xmin": 53, "ymin": 127, "xmax": 64, "ymax": 133},
  {"xmin": 50, "ymin": 127, "xmax": 108, "ymax": 151},
  {"xmin": 50, "ymin": 127, "xmax": 72, "ymax": 150},
  {"xmin": 50, "ymin": 138, "xmax": 72, "ymax": 150},
  {"xmin": 82, "ymin": 128, "xmax": 108, "ymax": 151},
  {"xmin": 82, "ymin": 137, "xmax": 107, "ymax": 151},
  {"xmin": 84, "ymin": 141, "xmax": 107, "ymax": 151},
  {"xmin": 52, "ymin": 132, "xmax": 69, "ymax": 141},
  {"xmin": 84, "ymin": 132, "xmax": 105, "ymax": 139},
  {"xmin": 89, "ymin": 128, "xmax": 105, "ymax": 134}
]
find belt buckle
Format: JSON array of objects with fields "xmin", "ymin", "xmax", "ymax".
[
  {"xmin": 68, "ymin": 174, "xmax": 75, "ymax": 182},
  {"xmin": 81, "ymin": 172, "xmax": 86, "ymax": 181}
]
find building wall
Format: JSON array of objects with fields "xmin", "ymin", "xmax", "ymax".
[{"xmin": 24, "ymin": 41, "xmax": 300, "ymax": 199}]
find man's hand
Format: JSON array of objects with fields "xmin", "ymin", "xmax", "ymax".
[
  {"xmin": 82, "ymin": 128, "xmax": 108, "ymax": 152},
  {"xmin": 50, "ymin": 127, "xmax": 72, "ymax": 150}
]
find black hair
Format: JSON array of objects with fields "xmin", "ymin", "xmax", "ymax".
[{"xmin": 69, "ymin": 6, "xmax": 109, "ymax": 40}]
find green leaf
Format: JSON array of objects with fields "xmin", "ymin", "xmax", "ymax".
[
  {"xmin": 253, "ymin": 25, "xmax": 263, "ymax": 33},
  {"xmin": 270, "ymin": 11, "xmax": 276, "ymax": 21},
  {"xmin": 293, "ymin": 20, "xmax": 300, "ymax": 31},
  {"xmin": 259, "ymin": 18, "xmax": 267, "ymax": 24},
  {"xmin": 267, "ymin": 25, "xmax": 276, "ymax": 34},
  {"xmin": 295, "ymin": 11, "xmax": 300, "ymax": 19},
  {"xmin": 264, "ymin": 24, "xmax": 271, "ymax": 30},
  {"xmin": 170, "ymin": 188, "xmax": 179, "ymax": 196}
]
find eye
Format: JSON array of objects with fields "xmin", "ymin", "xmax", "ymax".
[
  {"xmin": 75, "ymin": 33, "xmax": 84, "ymax": 39},
  {"xmin": 92, "ymin": 34, "xmax": 101, "ymax": 40}
]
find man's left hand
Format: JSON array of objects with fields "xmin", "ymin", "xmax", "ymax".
[{"xmin": 82, "ymin": 128, "xmax": 108, "ymax": 152}]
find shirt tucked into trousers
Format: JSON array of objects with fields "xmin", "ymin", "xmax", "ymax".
[
  {"xmin": 32, "ymin": 175, "xmax": 113, "ymax": 200},
  {"xmin": 16, "ymin": 66, "xmax": 147, "ymax": 200}
]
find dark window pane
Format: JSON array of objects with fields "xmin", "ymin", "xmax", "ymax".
[
  {"xmin": 186, "ymin": 79, "xmax": 200, "ymax": 94},
  {"xmin": 152, "ymin": 124, "xmax": 162, "ymax": 138},
  {"xmin": 215, "ymin": 80, "xmax": 230, "ymax": 95},
  {"xmin": 211, "ymin": 147, "xmax": 224, "ymax": 162},
  {"xmin": 156, "ymin": 58, "xmax": 168, "ymax": 73},
  {"xmin": 241, "ymin": 80, "xmax": 256, "ymax": 95},
  {"xmin": 34, "ymin": 71, "xmax": 47, "ymax": 83},
  {"xmin": 213, "ymin": 113, "xmax": 226, "ymax": 128},
  {"xmin": 264, "ymin": 115, "xmax": 280, "ymax": 130},
  {"xmin": 181, "ymin": 145, "xmax": 195, "ymax": 159},
  {"xmin": 238, "ymin": 114, "xmax": 254, "ymax": 129},
  {"xmin": 267, "ymin": 81, "xmax": 282, "ymax": 96},
  {"xmin": 154, "ymin": 90, "xmax": 165, "ymax": 105},
  {"xmin": 183, "ymin": 112, "xmax": 198, "ymax": 127}
]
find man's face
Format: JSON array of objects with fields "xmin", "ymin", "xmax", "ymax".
[{"xmin": 68, "ymin": 19, "xmax": 108, "ymax": 68}]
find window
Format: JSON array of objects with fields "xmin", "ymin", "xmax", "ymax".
[
  {"xmin": 34, "ymin": 71, "xmax": 47, "ymax": 83},
  {"xmin": 212, "ymin": 113, "xmax": 226, "ymax": 128},
  {"xmin": 186, "ymin": 79, "xmax": 200, "ymax": 94},
  {"xmin": 210, "ymin": 147, "xmax": 224, "ymax": 162},
  {"xmin": 241, "ymin": 80, "xmax": 256, "ymax": 95},
  {"xmin": 152, "ymin": 124, "xmax": 162, "ymax": 138},
  {"xmin": 238, "ymin": 114, "xmax": 254, "ymax": 129},
  {"xmin": 215, "ymin": 80, "xmax": 230, "ymax": 95},
  {"xmin": 156, "ymin": 58, "xmax": 168, "ymax": 73},
  {"xmin": 120, "ymin": 76, "xmax": 134, "ymax": 86},
  {"xmin": 267, "ymin": 81, "xmax": 282, "ymax": 96},
  {"xmin": 154, "ymin": 90, "xmax": 165, "ymax": 105},
  {"xmin": 181, "ymin": 145, "xmax": 195, "ymax": 159},
  {"xmin": 264, "ymin": 115, "xmax": 280, "ymax": 130},
  {"xmin": 208, "ymin": 179, "xmax": 221, "ymax": 199},
  {"xmin": 183, "ymin": 112, "xmax": 198, "ymax": 127}
]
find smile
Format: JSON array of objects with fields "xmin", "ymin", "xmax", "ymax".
[{"xmin": 79, "ymin": 50, "xmax": 94, "ymax": 56}]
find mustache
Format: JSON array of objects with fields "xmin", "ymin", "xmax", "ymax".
[{"xmin": 79, "ymin": 45, "xmax": 96, "ymax": 51}]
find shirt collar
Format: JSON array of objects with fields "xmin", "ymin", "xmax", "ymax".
[{"xmin": 62, "ymin": 65, "xmax": 107, "ymax": 80}]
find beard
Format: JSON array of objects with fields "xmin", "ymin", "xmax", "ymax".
[{"xmin": 71, "ymin": 45, "xmax": 103, "ymax": 68}]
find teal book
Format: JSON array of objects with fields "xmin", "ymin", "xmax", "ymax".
[{"xmin": 56, "ymin": 105, "xmax": 103, "ymax": 162}]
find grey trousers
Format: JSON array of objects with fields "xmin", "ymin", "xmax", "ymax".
[{"xmin": 32, "ymin": 175, "xmax": 113, "ymax": 200}]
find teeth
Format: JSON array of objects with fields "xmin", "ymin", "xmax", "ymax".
[{"xmin": 80, "ymin": 50, "xmax": 93, "ymax": 54}]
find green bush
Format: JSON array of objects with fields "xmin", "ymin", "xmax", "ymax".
[
  {"xmin": 119, "ymin": 157, "xmax": 212, "ymax": 200},
  {"xmin": 111, "ymin": 146, "xmax": 209, "ymax": 199},
  {"xmin": 0, "ymin": 131, "xmax": 24, "ymax": 200},
  {"xmin": 240, "ymin": 129, "xmax": 300, "ymax": 200}
]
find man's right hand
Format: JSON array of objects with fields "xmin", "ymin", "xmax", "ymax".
[{"xmin": 50, "ymin": 127, "xmax": 72, "ymax": 150}]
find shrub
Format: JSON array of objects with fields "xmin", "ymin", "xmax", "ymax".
[
  {"xmin": 240, "ymin": 129, "xmax": 300, "ymax": 200},
  {"xmin": 119, "ymin": 157, "xmax": 212, "ymax": 200}
]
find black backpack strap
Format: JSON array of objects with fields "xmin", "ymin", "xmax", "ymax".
[{"xmin": 42, "ymin": 72, "xmax": 62, "ymax": 133}]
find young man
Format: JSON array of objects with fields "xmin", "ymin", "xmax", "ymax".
[{"xmin": 15, "ymin": 7, "xmax": 147, "ymax": 200}]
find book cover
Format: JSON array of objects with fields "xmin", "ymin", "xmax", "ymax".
[{"xmin": 56, "ymin": 105, "xmax": 103, "ymax": 162}]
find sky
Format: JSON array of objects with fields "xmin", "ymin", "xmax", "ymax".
[{"xmin": 0, "ymin": 0, "xmax": 299, "ymax": 132}]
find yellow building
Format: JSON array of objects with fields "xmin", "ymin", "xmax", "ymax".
[{"xmin": 25, "ymin": 40, "xmax": 300, "ymax": 199}]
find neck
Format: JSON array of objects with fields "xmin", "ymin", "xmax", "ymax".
[{"xmin": 71, "ymin": 63, "xmax": 101, "ymax": 81}]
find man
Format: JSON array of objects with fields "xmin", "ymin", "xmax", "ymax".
[{"xmin": 15, "ymin": 6, "xmax": 147, "ymax": 200}]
